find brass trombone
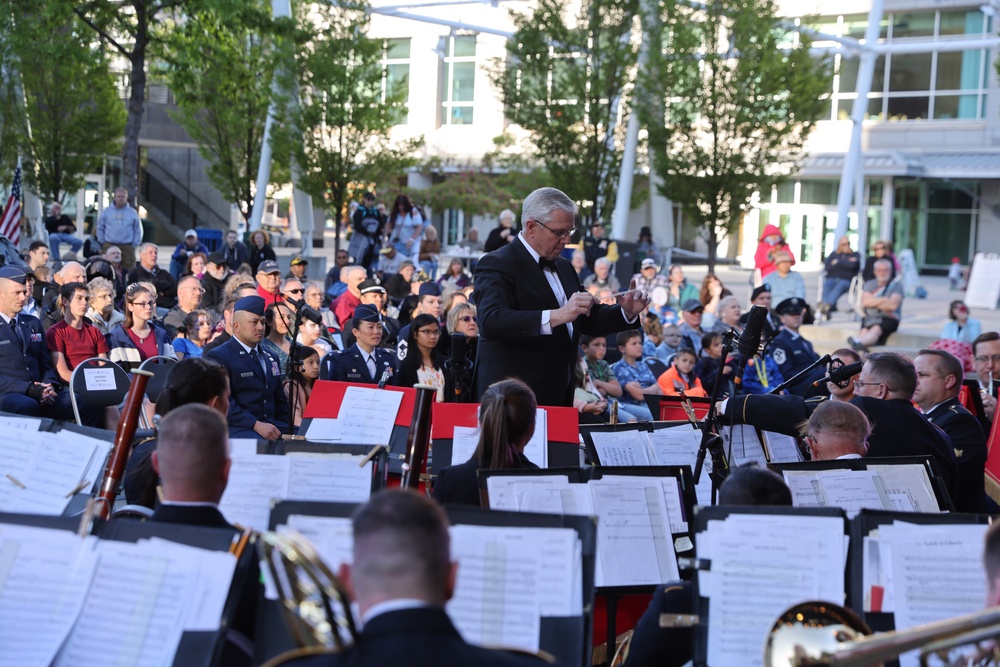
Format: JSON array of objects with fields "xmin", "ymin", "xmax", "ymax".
[{"xmin": 765, "ymin": 601, "xmax": 1000, "ymax": 666}]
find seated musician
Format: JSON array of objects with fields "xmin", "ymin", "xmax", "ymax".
[
  {"xmin": 623, "ymin": 464, "xmax": 791, "ymax": 667},
  {"xmin": 798, "ymin": 400, "xmax": 869, "ymax": 461},
  {"xmin": 278, "ymin": 489, "xmax": 550, "ymax": 667},
  {"xmin": 432, "ymin": 378, "xmax": 538, "ymax": 506},
  {"xmin": 325, "ymin": 304, "xmax": 399, "ymax": 385},
  {"xmin": 124, "ymin": 357, "xmax": 231, "ymax": 509}
]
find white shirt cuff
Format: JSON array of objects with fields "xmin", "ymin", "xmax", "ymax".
[
  {"xmin": 541, "ymin": 310, "xmax": 552, "ymax": 336},
  {"xmin": 621, "ymin": 308, "xmax": 638, "ymax": 324}
]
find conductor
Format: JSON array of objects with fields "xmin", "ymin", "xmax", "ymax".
[{"xmin": 473, "ymin": 187, "xmax": 649, "ymax": 407}]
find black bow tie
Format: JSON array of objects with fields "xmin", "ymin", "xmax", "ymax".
[{"xmin": 538, "ymin": 257, "xmax": 557, "ymax": 271}]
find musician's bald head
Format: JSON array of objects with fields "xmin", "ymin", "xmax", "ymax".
[
  {"xmin": 718, "ymin": 464, "xmax": 792, "ymax": 506},
  {"xmin": 342, "ymin": 489, "xmax": 455, "ymax": 613},
  {"xmin": 153, "ymin": 403, "xmax": 231, "ymax": 504}
]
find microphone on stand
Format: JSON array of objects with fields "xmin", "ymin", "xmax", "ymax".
[
  {"xmin": 812, "ymin": 360, "xmax": 863, "ymax": 388},
  {"xmin": 732, "ymin": 305, "xmax": 768, "ymax": 384}
]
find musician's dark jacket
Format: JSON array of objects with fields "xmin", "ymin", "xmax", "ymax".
[
  {"xmin": 277, "ymin": 607, "xmax": 552, "ymax": 667},
  {"xmin": 473, "ymin": 237, "xmax": 633, "ymax": 407},
  {"xmin": 323, "ymin": 343, "xmax": 399, "ymax": 385},
  {"xmin": 723, "ymin": 393, "xmax": 958, "ymax": 497},
  {"xmin": 0, "ymin": 312, "xmax": 60, "ymax": 395},
  {"xmin": 623, "ymin": 582, "xmax": 693, "ymax": 667},
  {"xmin": 432, "ymin": 451, "xmax": 538, "ymax": 507},
  {"xmin": 925, "ymin": 397, "xmax": 988, "ymax": 513},
  {"xmin": 150, "ymin": 503, "xmax": 237, "ymax": 531},
  {"xmin": 205, "ymin": 336, "xmax": 289, "ymax": 438}
]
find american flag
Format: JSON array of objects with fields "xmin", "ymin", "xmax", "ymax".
[{"xmin": 0, "ymin": 162, "xmax": 21, "ymax": 248}]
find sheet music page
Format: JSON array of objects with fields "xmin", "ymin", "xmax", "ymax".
[
  {"xmin": 781, "ymin": 471, "xmax": 825, "ymax": 507},
  {"xmin": 522, "ymin": 408, "xmax": 548, "ymax": 468},
  {"xmin": 450, "ymin": 425, "xmax": 480, "ymax": 467},
  {"xmin": 883, "ymin": 522, "xmax": 987, "ymax": 667},
  {"xmin": 0, "ymin": 415, "xmax": 42, "ymax": 433},
  {"xmin": 287, "ymin": 456, "xmax": 372, "ymax": 503},
  {"xmin": 0, "ymin": 526, "xmax": 98, "ymax": 667},
  {"xmin": 140, "ymin": 538, "xmax": 237, "ymax": 632},
  {"xmin": 229, "ymin": 438, "xmax": 260, "ymax": 456},
  {"xmin": 284, "ymin": 515, "xmax": 354, "ymax": 574},
  {"xmin": 337, "ymin": 386, "xmax": 403, "ymax": 445},
  {"xmin": 0, "ymin": 429, "xmax": 42, "ymax": 510},
  {"xmin": 219, "ymin": 454, "xmax": 291, "ymax": 529},
  {"xmin": 719, "ymin": 425, "xmax": 767, "ymax": 465},
  {"xmin": 588, "ymin": 480, "xmax": 678, "ymax": 587},
  {"xmin": 646, "ymin": 426, "xmax": 702, "ymax": 467},
  {"xmin": 598, "ymin": 474, "xmax": 689, "ymax": 533},
  {"xmin": 517, "ymin": 485, "xmax": 594, "ymax": 517},
  {"xmin": 448, "ymin": 525, "xmax": 542, "ymax": 652},
  {"xmin": 54, "ymin": 539, "xmax": 202, "ymax": 667},
  {"xmin": 761, "ymin": 431, "xmax": 802, "ymax": 463},
  {"xmin": 867, "ymin": 464, "xmax": 940, "ymax": 513},
  {"xmin": 14, "ymin": 431, "xmax": 97, "ymax": 515},
  {"xmin": 815, "ymin": 470, "xmax": 887, "ymax": 516},
  {"xmin": 46, "ymin": 428, "xmax": 110, "ymax": 496},
  {"xmin": 589, "ymin": 429, "xmax": 651, "ymax": 466},
  {"xmin": 304, "ymin": 417, "xmax": 342, "ymax": 443},
  {"xmin": 702, "ymin": 514, "xmax": 845, "ymax": 667},
  {"xmin": 485, "ymin": 474, "xmax": 570, "ymax": 510}
]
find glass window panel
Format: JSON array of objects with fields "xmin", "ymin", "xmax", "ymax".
[
  {"xmin": 868, "ymin": 181, "xmax": 883, "ymax": 206},
  {"xmin": 927, "ymin": 181, "xmax": 975, "ymax": 209},
  {"xmin": 925, "ymin": 212, "xmax": 972, "ymax": 265},
  {"xmin": 886, "ymin": 96, "xmax": 928, "ymax": 120},
  {"xmin": 871, "ymin": 56, "xmax": 886, "ymax": 92},
  {"xmin": 843, "ymin": 14, "xmax": 888, "ymax": 40},
  {"xmin": 894, "ymin": 183, "xmax": 921, "ymax": 210},
  {"xmin": 867, "ymin": 96, "xmax": 885, "ymax": 121},
  {"xmin": 452, "ymin": 36, "xmax": 477, "ymax": 58},
  {"xmin": 936, "ymin": 51, "xmax": 983, "ymax": 91},
  {"xmin": 934, "ymin": 94, "xmax": 979, "ymax": 120},
  {"xmin": 890, "ymin": 12, "xmax": 935, "ymax": 39},
  {"xmin": 450, "ymin": 106, "xmax": 474, "ymax": 125},
  {"xmin": 386, "ymin": 38, "xmax": 410, "ymax": 59},
  {"xmin": 799, "ymin": 180, "xmax": 838, "ymax": 205},
  {"xmin": 775, "ymin": 182, "xmax": 795, "ymax": 203},
  {"xmin": 939, "ymin": 10, "xmax": 985, "ymax": 36},
  {"xmin": 887, "ymin": 53, "xmax": 931, "ymax": 92},
  {"xmin": 387, "ymin": 63, "xmax": 409, "ymax": 91},
  {"xmin": 451, "ymin": 62, "xmax": 475, "ymax": 102},
  {"xmin": 836, "ymin": 98, "xmax": 853, "ymax": 121},
  {"xmin": 838, "ymin": 56, "xmax": 859, "ymax": 93}
]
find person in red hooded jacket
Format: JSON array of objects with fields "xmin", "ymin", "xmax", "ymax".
[{"xmin": 754, "ymin": 224, "xmax": 795, "ymax": 278}]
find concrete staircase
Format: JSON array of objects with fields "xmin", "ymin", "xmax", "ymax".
[{"xmin": 801, "ymin": 322, "xmax": 938, "ymax": 358}]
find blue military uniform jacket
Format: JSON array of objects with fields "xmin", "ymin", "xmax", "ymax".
[
  {"xmin": 0, "ymin": 313, "xmax": 59, "ymax": 395},
  {"xmin": 329, "ymin": 343, "xmax": 399, "ymax": 385},
  {"xmin": 206, "ymin": 336, "xmax": 289, "ymax": 433},
  {"xmin": 768, "ymin": 328, "xmax": 823, "ymax": 396}
]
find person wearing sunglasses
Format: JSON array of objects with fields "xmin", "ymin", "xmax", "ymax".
[{"xmin": 941, "ymin": 300, "xmax": 981, "ymax": 346}]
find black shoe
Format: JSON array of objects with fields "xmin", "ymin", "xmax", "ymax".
[{"xmin": 847, "ymin": 336, "xmax": 868, "ymax": 352}]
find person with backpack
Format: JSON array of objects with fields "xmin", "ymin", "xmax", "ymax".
[{"xmin": 347, "ymin": 192, "xmax": 386, "ymax": 274}]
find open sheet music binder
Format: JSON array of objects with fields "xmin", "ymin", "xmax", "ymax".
[
  {"xmin": 428, "ymin": 402, "xmax": 582, "ymax": 474},
  {"xmin": 234, "ymin": 440, "xmax": 390, "ymax": 483},
  {"xmin": 770, "ymin": 455, "xmax": 955, "ymax": 513},
  {"xmin": 691, "ymin": 505, "xmax": 848, "ymax": 667},
  {"xmin": 300, "ymin": 380, "xmax": 417, "ymax": 474},
  {"xmin": 847, "ymin": 510, "xmax": 991, "ymax": 667},
  {"xmin": 260, "ymin": 500, "xmax": 596, "ymax": 667}
]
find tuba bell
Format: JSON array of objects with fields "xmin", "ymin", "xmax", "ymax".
[{"xmin": 765, "ymin": 601, "xmax": 1000, "ymax": 667}]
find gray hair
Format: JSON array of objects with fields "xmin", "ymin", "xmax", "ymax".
[
  {"xmin": 718, "ymin": 295, "xmax": 740, "ymax": 311},
  {"xmin": 874, "ymin": 258, "xmax": 892, "ymax": 270},
  {"xmin": 521, "ymin": 187, "xmax": 577, "ymax": 226},
  {"xmin": 595, "ymin": 257, "xmax": 612, "ymax": 271},
  {"xmin": 138, "ymin": 242, "xmax": 158, "ymax": 254},
  {"xmin": 498, "ymin": 209, "xmax": 516, "ymax": 224},
  {"xmin": 571, "ymin": 249, "xmax": 585, "ymax": 261},
  {"xmin": 280, "ymin": 277, "xmax": 303, "ymax": 292},
  {"xmin": 87, "ymin": 276, "xmax": 115, "ymax": 299}
]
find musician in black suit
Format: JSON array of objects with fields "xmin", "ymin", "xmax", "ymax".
[
  {"xmin": 150, "ymin": 404, "xmax": 236, "ymax": 530},
  {"xmin": 206, "ymin": 295, "xmax": 290, "ymax": 440},
  {"xmin": 277, "ymin": 489, "xmax": 550, "ymax": 667},
  {"xmin": 914, "ymin": 349, "xmax": 988, "ymax": 513},
  {"xmin": 0, "ymin": 266, "xmax": 86, "ymax": 423},
  {"xmin": 473, "ymin": 187, "xmax": 648, "ymax": 408},
  {"xmin": 325, "ymin": 304, "xmax": 399, "ymax": 385}
]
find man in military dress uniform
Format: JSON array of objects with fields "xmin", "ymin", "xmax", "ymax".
[
  {"xmin": 768, "ymin": 297, "xmax": 825, "ymax": 396},
  {"xmin": 325, "ymin": 304, "xmax": 399, "ymax": 385},
  {"xmin": 206, "ymin": 295, "xmax": 290, "ymax": 440}
]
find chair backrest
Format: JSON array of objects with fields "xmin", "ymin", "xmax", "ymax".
[
  {"xmin": 138, "ymin": 355, "xmax": 178, "ymax": 404},
  {"xmin": 644, "ymin": 356, "xmax": 669, "ymax": 380},
  {"xmin": 319, "ymin": 350, "xmax": 341, "ymax": 381},
  {"xmin": 70, "ymin": 357, "xmax": 131, "ymax": 408}
]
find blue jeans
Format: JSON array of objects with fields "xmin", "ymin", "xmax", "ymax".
[
  {"xmin": 48, "ymin": 233, "xmax": 83, "ymax": 258},
  {"xmin": 822, "ymin": 277, "xmax": 852, "ymax": 308},
  {"xmin": 618, "ymin": 402, "xmax": 654, "ymax": 422}
]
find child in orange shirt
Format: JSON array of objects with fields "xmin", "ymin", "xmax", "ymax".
[{"xmin": 657, "ymin": 347, "xmax": 708, "ymax": 397}]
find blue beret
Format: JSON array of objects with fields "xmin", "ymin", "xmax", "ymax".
[
  {"xmin": 418, "ymin": 282, "xmax": 441, "ymax": 297},
  {"xmin": 0, "ymin": 266, "xmax": 27, "ymax": 284},
  {"xmin": 234, "ymin": 295, "xmax": 265, "ymax": 316},
  {"xmin": 353, "ymin": 304, "xmax": 380, "ymax": 324}
]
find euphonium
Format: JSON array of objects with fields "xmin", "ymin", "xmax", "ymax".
[
  {"xmin": 765, "ymin": 601, "xmax": 1000, "ymax": 667},
  {"xmin": 257, "ymin": 530, "xmax": 357, "ymax": 651}
]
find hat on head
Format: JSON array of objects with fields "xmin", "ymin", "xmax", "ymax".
[
  {"xmin": 184, "ymin": 229, "xmax": 198, "ymax": 239},
  {"xmin": 257, "ymin": 260, "xmax": 280, "ymax": 275},
  {"xmin": 641, "ymin": 258, "xmax": 658, "ymax": 270},
  {"xmin": 207, "ymin": 251, "xmax": 228, "ymax": 266},
  {"xmin": 0, "ymin": 266, "xmax": 27, "ymax": 284},
  {"xmin": 359, "ymin": 278, "xmax": 386, "ymax": 295},
  {"xmin": 290, "ymin": 255, "xmax": 308, "ymax": 266},
  {"xmin": 418, "ymin": 282, "xmax": 441, "ymax": 297},
  {"xmin": 751, "ymin": 284, "xmax": 771, "ymax": 301},
  {"xmin": 234, "ymin": 295, "xmax": 265, "ymax": 316},
  {"xmin": 353, "ymin": 303, "xmax": 380, "ymax": 324},
  {"xmin": 399, "ymin": 259, "xmax": 414, "ymax": 270},
  {"xmin": 775, "ymin": 297, "xmax": 806, "ymax": 316},
  {"xmin": 682, "ymin": 298, "xmax": 704, "ymax": 313}
]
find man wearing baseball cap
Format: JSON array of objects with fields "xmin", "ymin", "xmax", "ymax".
[
  {"xmin": 287, "ymin": 255, "xmax": 308, "ymax": 280},
  {"xmin": 255, "ymin": 259, "xmax": 283, "ymax": 308},
  {"xmin": 170, "ymin": 229, "xmax": 209, "ymax": 279},
  {"xmin": 200, "ymin": 251, "xmax": 230, "ymax": 314}
]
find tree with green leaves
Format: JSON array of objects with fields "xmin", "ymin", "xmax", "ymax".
[
  {"xmin": 158, "ymin": 0, "xmax": 287, "ymax": 223},
  {"xmin": 272, "ymin": 1, "xmax": 419, "ymax": 252},
  {"xmin": 489, "ymin": 0, "xmax": 639, "ymax": 225},
  {"xmin": 0, "ymin": 3, "xmax": 124, "ymax": 203},
  {"xmin": 640, "ymin": 0, "xmax": 831, "ymax": 271}
]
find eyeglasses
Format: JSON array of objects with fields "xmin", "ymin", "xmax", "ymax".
[
  {"xmin": 853, "ymin": 380, "xmax": 895, "ymax": 392},
  {"xmin": 184, "ymin": 286, "xmax": 205, "ymax": 293},
  {"xmin": 975, "ymin": 355, "xmax": 1000, "ymax": 364},
  {"xmin": 532, "ymin": 219, "xmax": 578, "ymax": 240},
  {"xmin": 285, "ymin": 288, "xmax": 304, "ymax": 294},
  {"xmin": 460, "ymin": 316, "xmax": 477, "ymax": 323},
  {"xmin": 132, "ymin": 301, "xmax": 154, "ymax": 308},
  {"xmin": 417, "ymin": 329, "xmax": 441, "ymax": 336}
]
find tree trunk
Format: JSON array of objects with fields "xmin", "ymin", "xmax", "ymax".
[
  {"xmin": 123, "ymin": 46, "xmax": 146, "ymax": 207},
  {"xmin": 707, "ymin": 229, "xmax": 718, "ymax": 274}
]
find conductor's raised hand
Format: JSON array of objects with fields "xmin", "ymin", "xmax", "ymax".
[
  {"xmin": 551, "ymin": 291, "xmax": 595, "ymax": 328},
  {"xmin": 618, "ymin": 279, "xmax": 650, "ymax": 319}
]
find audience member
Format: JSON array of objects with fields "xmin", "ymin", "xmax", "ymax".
[
  {"xmin": 248, "ymin": 229, "xmax": 277, "ymax": 275},
  {"xmin": 861, "ymin": 239, "xmax": 897, "ymax": 282},
  {"xmin": 942, "ymin": 300, "xmax": 981, "ymax": 345},
  {"xmin": 418, "ymin": 225, "xmax": 441, "ymax": 279},
  {"xmin": 85, "ymin": 277, "xmax": 124, "ymax": 336},
  {"xmin": 397, "ymin": 314, "xmax": 447, "ymax": 402},
  {"xmin": 571, "ymin": 249, "xmax": 593, "ymax": 284},
  {"xmin": 818, "ymin": 236, "xmax": 860, "ymax": 319},
  {"xmin": 163, "ymin": 275, "xmax": 206, "ymax": 338},
  {"xmin": 172, "ymin": 310, "xmax": 214, "ymax": 360},
  {"xmin": 200, "ymin": 252, "xmax": 231, "ymax": 314},
  {"xmin": 255, "ymin": 260, "xmax": 283, "ymax": 308},
  {"xmin": 762, "ymin": 250, "xmax": 805, "ymax": 304},
  {"xmin": 46, "ymin": 282, "xmax": 110, "ymax": 384},
  {"xmin": 484, "ymin": 208, "xmax": 517, "ymax": 253},
  {"xmin": 697, "ymin": 331, "xmax": 734, "ymax": 396},
  {"xmin": 222, "ymin": 230, "xmax": 249, "ymax": 271},
  {"xmin": 437, "ymin": 258, "xmax": 471, "ymax": 296},
  {"xmin": 96, "ymin": 187, "xmax": 142, "ymax": 269},
  {"xmin": 662, "ymin": 265, "xmax": 699, "ymax": 324},
  {"xmin": 677, "ymin": 299, "xmax": 706, "ymax": 356},
  {"xmin": 581, "ymin": 335, "xmax": 635, "ymax": 422},
  {"xmin": 127, "ymin": 243, "xmax": 177, "ymax": 312},
  {"xmin": 262, "ymin": 302, "xmax": 293, "ymax": 371},
  {"xmin": 332, "ymin": 266, "xmax": 368, "ymax": 328},
  {"xmin": 711, "ymin": 295, "xmax": 743, "ymax": 335},
  {"xmin": 754, "ymin": 224, "xmax": 794, "ymax": 278},
  {"xmin": 324, "ymin": 248, "xmax": 351, "ymax": 299},
  {"xmin": 612, "ymin": 330, "xmax": 661, "ymax": 421},
  {"xmin": 769, "ymin": 297, "xmax": 824, "ymax": 396},
  {"xmin": 285, "ymin": 345, "xmax": 319, "ymax": 428},
  {"xmin": 583, "ymin": 257, "xmax": 620, "ymax": 292},
  {"xmin": 108, "ymin": 284, "xmax": 177, "ymax": 373},
  {"xmin": 850, "ymin": 258, "xmax": 903, "ymax": 350},
  {"xmin": 657, "ymin": 347, "xmax": 707, "ymax": 397},
  {"xmin": 286, "ymin": 255, "xmax": 308, "ymax": 281},
  {"xmin": 170, "ymin": 229, "xmax": 209, "ymax": 279},
  {"xmin": 388, "ymin": 194, "xmax": 426, "ymax": 258},
  {"xmin": 44, "ymin": 202, "xmax": 83, "ymax": 259}
]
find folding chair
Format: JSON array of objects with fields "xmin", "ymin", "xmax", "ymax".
[
  {"xmin": 644, "ymin": 357, "xmax": 669, "ymax": 379},
  {"xmin": 137, "ymin": 355, "xmax": 178, "ymax": 429},
  {"xmin": 69, "ymin": 358, "xmax": 131, "ymax": 426}
]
